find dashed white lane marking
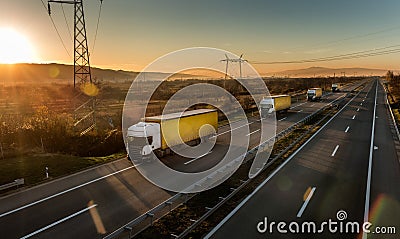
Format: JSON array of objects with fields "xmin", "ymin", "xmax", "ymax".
[
  {"xmin": 352, "ymin": 115, "xmax": 356, "ymax": 120},
  {"xmin": 210, "ymin": 121, "xmax": 256, "ymax": 138},
  {"xmin": 345, "ymin": 126, "xmax": 350, "ymax": 133},
  {"xmin": 291, "ymin": 102, "xmax": 307, "ymax": 109},
  {"xmin": 246, "ymin": 129, "xmax": 260, "ymax": 136},
  {"xmin": 331, "ymin": 145, "xmax": 340, "ymax": 156},
  {"xmin": 278, "ymin": 117, "xmax": 287, "ymax": 122}
]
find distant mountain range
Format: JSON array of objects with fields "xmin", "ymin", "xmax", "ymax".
[
  {"xmin": 266, "ymin": 67, "xmax": 391, "ymax": 77},
  {"xmin": 0, "ymin": 64, "xmax": 392, "ymax": 85},
  {"xmin": 0, "ymin": 63, "xmax": 193, "ymax": 84}
]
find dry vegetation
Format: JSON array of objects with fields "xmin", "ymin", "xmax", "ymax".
[
  {"xmin": 385, "ymin": 70, "xmax": 400, "ymax": 122},
  {"xmin": 0, "ymin": 75, "xmax": 362, "ymax": 186},
  {"xmin": 0, "ymin": 77, "xmax": 361, "ymax": 159}
]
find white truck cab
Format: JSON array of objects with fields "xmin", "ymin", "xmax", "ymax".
[
  {"xmin": 126, "ymin": 109, "xmax": 218, "ymax": 162},
  {"xmin": 307, "ymin": 88, "xmax": 322, "ymax": 101},
  {"xmin": 260, "ymin": 98, "xmax": 275, "ymax": 115},
  {"xmin": 127, "ymin": 122, "xmax": 161, "ymax": 160}
]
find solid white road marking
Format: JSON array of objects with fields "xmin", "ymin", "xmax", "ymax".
[
  {"xmin": 278, "ymin": 117, "xmax": 287, "ymax": 122},
  {"xmin": 184, "ymin": 151, "xmax": 212, "ymax": 165},
  {"xmin": 352, "ymin": 115, "xmax": 356, "ymax": 120},
  {"xmin": 331, "ymin": 145, "xmax": 340, "ymax": 157},
  {"xmin": 297, "ymin": 187, "xmax": 316, "ymax": 218},
  {"xmin": 362, "ymin": 81, "xmax": 378, "ymax": 239},
  {"xmin": 246, "ymin": 129, "xmax": 260, "ymax": 136},
  {"xmin": 345, "ymin": 126, "xmax": 350, "ymax": 133},
  {"xmin": 0, "ymin": 166, "xmax": 135, "ymax": 219},
  {"xmin": 20, "ymin": 204, "xmax": 97, "ymax": 239}
]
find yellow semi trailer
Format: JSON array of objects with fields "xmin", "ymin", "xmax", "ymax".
[
  {"xmin": 260, "ymin": 95, "xmax": 291, "ymax": 117},
  {"xmin": 127, "ymin": 109, "xmax": 218, "ymax": 160},
  {"xmin": 307, "ymin": 88, "xmax": 323, "ymax": 101}
]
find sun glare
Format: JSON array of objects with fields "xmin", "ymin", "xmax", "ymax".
[{"xmin": 0, "ymin": 28, "xmax": 36, "ymax": 64}]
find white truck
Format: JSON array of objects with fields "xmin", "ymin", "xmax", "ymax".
[
  {"xmin": 307, "ymin": 88, "xmax": 322, "ymax": 101},
  {"xmin": 126, "ymin": 109, "xmax": 218, "ymax": 161},
  {"xmin": 331, "ymin": 83, "xmax": 343, "ymax": 92},
  {"xmin": 259, "ymin": 95, "xmax": 291, "ymax": 118}
]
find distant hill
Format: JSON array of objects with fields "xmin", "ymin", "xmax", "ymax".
[
  {"xmin": 0, "ymin": 64, "xmax": 392, "ymax": 85},
  {"xmin": 0, "ymin": 63, "xmax": 193, "ymax": 85},
  {"xmin": 266, "ymin": 67, "xmax": 390, "ymax": 78}
]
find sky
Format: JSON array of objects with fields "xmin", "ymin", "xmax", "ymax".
[{"xmin": 1, "ymin": 0, "xmax": 400, "ymax": 74}]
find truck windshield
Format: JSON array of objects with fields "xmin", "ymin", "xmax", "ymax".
[
  {"xmin": 261, "ymin": 103, "xmax": 273, "ymax": 109},
  {"xmin": 128, "ymin": 136, "xmax": 153, "ymax": 145}
]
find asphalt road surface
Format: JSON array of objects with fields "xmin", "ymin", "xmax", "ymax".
[
  {"xmin": 206, "ymin": 79, "xmax": 400, "ymax": 239},
  {"xmin": 0, "ymin": 81, "xmax": 365, "ymax": 239}
]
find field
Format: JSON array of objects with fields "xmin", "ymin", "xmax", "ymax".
[{"xmin": 0, "ymin": 75, "xmax": 361, "ymax": 187}]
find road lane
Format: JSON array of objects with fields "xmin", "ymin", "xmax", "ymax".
[{"xmin": 206, "ymin": 79, "xmax": 399, "ymax": 239}]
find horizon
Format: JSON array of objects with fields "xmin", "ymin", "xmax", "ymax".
[{"xmin": 0, "ymin": 63, "xmax": 394, "ymax": 82}]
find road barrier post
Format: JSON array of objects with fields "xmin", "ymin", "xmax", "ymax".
[{"xmin": 0, "ymin": 142, "xmax": 3, "ymax": 159}]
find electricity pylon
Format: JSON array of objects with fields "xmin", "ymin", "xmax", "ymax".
[
  {"xmin": 221, "ymin": 53, "xmax": 247, "ymax": 80},
  {"xmin": 48, "ymin": 0, "xmax": 99, "ymax": 135}
]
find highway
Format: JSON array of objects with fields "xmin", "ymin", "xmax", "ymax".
[
  {"xmin": 0, "ymin": 81, "xmax": 365, "ymax": 238},
  {"xmin": 206, "ymin": 79, "xmax": 400, "ymax": 239},
  {"xmin": 162, "ymin": 84, "xmax": 358, "ymax": 172}
]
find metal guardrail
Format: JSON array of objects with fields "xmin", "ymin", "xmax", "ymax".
[
  {"xmin": 104, "ymin": 84, "xmax": 362, "ymax": 239},
  {"xmin": 0, "ymin": 178, "xmax": 24, "ymax": 191},
  {"xmin": 103, "ymin": 193, "xmax": 195, "ymax": 239},
  {"xmin": 382, "ymin": 82, "xmax": 400, "ymax": 142}
]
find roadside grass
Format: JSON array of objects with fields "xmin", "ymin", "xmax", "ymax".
[
  {"xmin": 0, "ymin": 152, "xmax": 126, "ymax": 187},
  {"xmin": 386, "ymin": 84, "xmax": 400, "ymax": 123}
]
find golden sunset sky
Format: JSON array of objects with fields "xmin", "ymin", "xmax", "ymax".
[{"xmin": 1, "ymin": 0, "xmax": 400, "ymax": 75}]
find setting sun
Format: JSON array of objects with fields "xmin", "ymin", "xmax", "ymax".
[{"xmin": 0, "ymin": 27, "xmax": 36, "ymax": 64}]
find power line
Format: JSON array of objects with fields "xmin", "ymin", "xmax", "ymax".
[
  {"xmin": 40, "ymin": 0, "xmax": 71, "ymax": 58},
  {"xmin": 91, "ymin": 0, "xmax": 103, "ymax": 56},
  {"xmin": 61, "ymin": 3, "xmax": 73, "ymax": 41},
  {"xmin": 251, "ymin": 44, "xmax": 400, "ymax": 65},
  {"xmin": 287, "ymin": 25, "xmax": 400, "ymax": 51}
]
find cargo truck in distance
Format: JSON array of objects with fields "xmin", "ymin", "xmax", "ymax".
[
  {"xmin": 126, "ymin": 109, "xmax": 218, "ymax": 161},
  {"xmin": 260, "ymin": 95, "xmax": 291, "ymax": 118},
  {"xmin": 331, "ymin": 83, "xmax": 344, "ymax": 92},
  {"xmin": 307, "ymin": 88, "xmax": 322, "ymax": 101}
]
